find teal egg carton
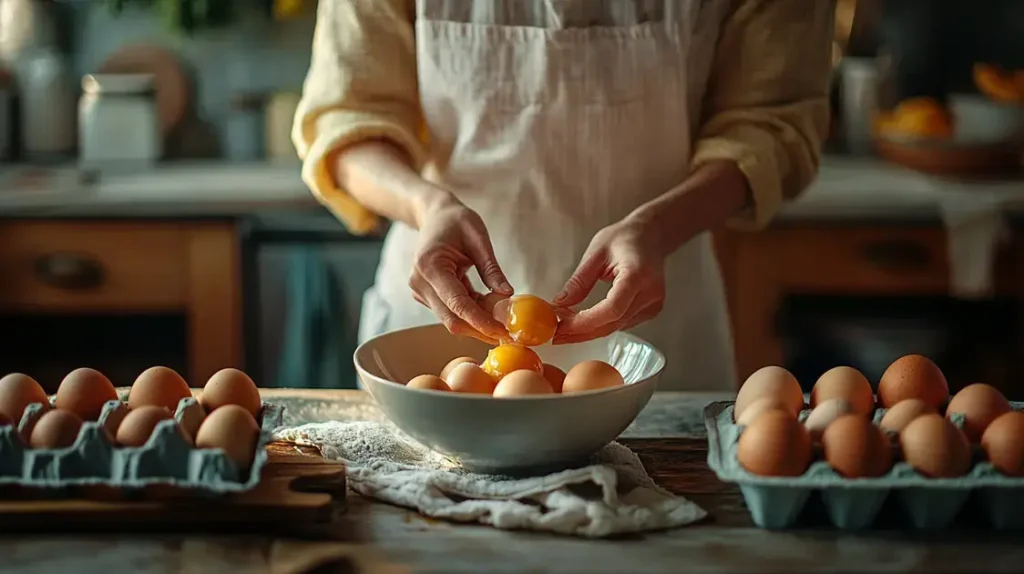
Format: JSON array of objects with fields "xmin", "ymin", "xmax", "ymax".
[
  {"xmin": 0, "ymin": 396, "xmax": 283, "ymax": 495},
  {"xmin": 704, "ymin": 400, "xmax": 1024, "ymax": 531}
]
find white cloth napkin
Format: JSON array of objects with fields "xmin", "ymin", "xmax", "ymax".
[{"xmin": 274, "ymin": 421, "xmax": 707, "ymax": 538}]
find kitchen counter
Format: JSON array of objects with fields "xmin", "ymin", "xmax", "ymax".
[
  {"xmin": 0, "ymin": 157, "xmax": 1021, "ymax": 221},
  {"xmin": 5, "ymin": 389, "xmax": 1023, "ymax": 574}
]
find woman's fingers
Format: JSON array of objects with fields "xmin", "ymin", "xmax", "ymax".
[
  {"xmin": 553, "ymin": 250, "xmax": 606, "ymax": 307},
  {"xmin": 555, "ymin": 271, "xmax": 639, "ymax": 337},
  {"xmin": 412, "ymin": 274, "xmax": 500, "ymax": 344},
  {"xmin": 553, "ymin": 296, "xmax": 656, "ymax": 345},
  {"xmin": 419, "ymin": 267, "xmax": 507, "ymax": 339},
  {"xmin": 463, "ymin": 222, "xmax": 514, "ymax": 295}
]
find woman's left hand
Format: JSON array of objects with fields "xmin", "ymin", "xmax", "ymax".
[{"xmin": 551, "ymin": 219, "xmax": 667, "ymax": 344}]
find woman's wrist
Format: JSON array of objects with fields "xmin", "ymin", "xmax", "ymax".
[
  {"xmin": 626, "ymin": 160, "xmax": 751, "ymax": 255},
  {"xmin": 410, "ymin": 183, "xmax": 457, "ymax": 228}
]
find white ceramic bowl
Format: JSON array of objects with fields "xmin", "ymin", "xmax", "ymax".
[{"xmin": 354, "ymin": 324, "xmax": 666, "ymax": 474}]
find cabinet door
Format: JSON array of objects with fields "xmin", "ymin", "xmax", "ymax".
[
  {"xmin": 724, "ymin": 226, "xmax": 986, "ymax": 382},
  {"xmin": 254, "ymin": 241, "xmax": 383, "ymax": 389}
]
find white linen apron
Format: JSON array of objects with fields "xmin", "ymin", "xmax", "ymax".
[{"xmin": 358, "ymin": 0, "xmax": 738, "ymax": 391}]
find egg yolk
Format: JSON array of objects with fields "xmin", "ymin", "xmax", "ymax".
[
  {"xmin": 481, "ymin": 344, "xmax": 544, "ymax": 380},
  {"xmin": 503, "ymin": 294, "xmax": 558, "ymax": 346}
]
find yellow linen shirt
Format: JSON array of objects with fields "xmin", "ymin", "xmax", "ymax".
[{"xmin": 292, "ymin": 0, "xmax": 832, "ymax": 236}]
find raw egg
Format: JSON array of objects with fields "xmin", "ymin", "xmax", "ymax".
[
  {"xmin": 822, "ymin": 414, "xmax": 892, "ymax": 478},
  {"xmin": 493, "ymin": 370, "xmax": 554, "ymax": 397},
  {"xmin": 445, "ymin": 364, "xmax": 496, "ymax": 394},
  {"xmin": 116, "ymin": 405, "xmax": 176, "ymax": 447},
  {"xmin": 810, "ymin": 366, "xmax": 874, "ymax": 416},
  {"xmin": 497, "ymin": 294, "xmax": 559, "ymax": 346},
  {"xmin": 734, "ymin": 366, "xmax": 804, "ymax": 422},
  {"xmin": 542, "ymin": 363, "xmax": 566, "ymax": 393},
  {"xmin": 128, "ymin": 366, "xmax": 192, "ymax": 413},
  {"xmin": 899, "ymin": 413, "xmax": 971, "ymax": 478},
  {"xmin": 55, "ymin": 368, "xmax": 119, "ymax": 421},
  {"xmin": 440, "ymin": 357, "xmax": 477, "ymax": 380},
  {"xmin": 562, "ymin": 360, "xmax": 624, "ymax": 394},
  {"xmin": 29, "ymin": 409, "xmax": 83, "ymax": 449},
  {"xmin": 879, "ymin": 399, "xmax": 935, "ymax": 434},
  {"xmin": 736, "ymin": 410, "xmax": 812, "ymax": 477},
  {"xmin": 200, "ymin": 368, "xmax": 262, "ymax": 419},
  {"xmin": 982, "ymin": 411, "xmax": 1024, "ymax": 477},
  {"xmin": 735, "ymin": 397, "xmax": 790, "ymax": 426},
  {"xmin": 481, "ymin": 344, "xmax": 543, "ymax": 380},
  {"xmin": 877, "ymin": 354, "xmax": 948, "ymax": 410},
  {"xmin": 195, "ymin": 404, "xmax": 261, "ymax": 475},
  {"xmin": 0, "ymin": 373, "xmax": 49, "ymax": 425},
  {"xmin": 804, "ymin": 398, "xmax": 856, "ymax": 441},
  {"xmin": 407, "ymin": 374, "xmax": 451, "ymax": 392},
  {"xmin": 945, "ymin": 383, "xmax": 1011, "ymax": 442}
]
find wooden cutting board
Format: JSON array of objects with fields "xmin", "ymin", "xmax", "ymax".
[{"xmin": 0, "ymin": 443, "xmax": 346, "ymax": 534}]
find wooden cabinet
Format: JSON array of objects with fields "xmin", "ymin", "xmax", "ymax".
[
  {"xmin": 716, "ymin": 225, "xmax": 1021, "ymax": 383},
  {"xmin": 0, "ymin": 221, "xmax": 242, "ymax": 383}
]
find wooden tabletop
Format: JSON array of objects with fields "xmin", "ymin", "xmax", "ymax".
[{"xmin": 5, "ymin": 390, "xmax": 1024, "ymax": 574}]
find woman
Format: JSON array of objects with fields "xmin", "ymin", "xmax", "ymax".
[{"xmin": 293, "ymin": 0, "xmax": 832, "ymax": 391}]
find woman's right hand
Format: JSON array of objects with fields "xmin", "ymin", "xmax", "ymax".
[{"xmin": 410, "ymin": 191, "xmax": 513, "ymax": 344}]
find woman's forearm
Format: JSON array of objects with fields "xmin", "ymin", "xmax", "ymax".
[
  {"xmin": 627, "ymin": 160, "xmax": 751, "ymax": 254},
  {"xmin": 332, "ymin": 140, "xmax": 451, "ymax": 229}
]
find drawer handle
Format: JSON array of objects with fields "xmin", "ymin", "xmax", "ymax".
[
  {"xmin": 34, "ymin": 253, "xmax": 105, "ymax": 290},
  {"xmin": 861, "ymin": 239, "xmax": 932, "ymax": 271}
]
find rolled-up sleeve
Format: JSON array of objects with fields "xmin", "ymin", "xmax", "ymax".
[
  {"xmin": 691, "ymin": 0, "xmax": 833, "ymax": 230},
  {"xmin": 292, "ymin": 0, "xmax": 425, "ymax": 235}
]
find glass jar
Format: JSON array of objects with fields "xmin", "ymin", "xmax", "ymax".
[{"xmin": 78, "ymin": 73, "xmax": 161, "ymax": 170}]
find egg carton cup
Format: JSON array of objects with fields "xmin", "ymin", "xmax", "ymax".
[
  {"xmin": 0, "ymin": 396, "xmax": 283, "ymax": 496},
  {"xmin": 704, "ymin": 400, "xmax": 1024, "ymax": 531}
]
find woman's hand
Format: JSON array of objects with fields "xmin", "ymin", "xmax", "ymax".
[
  {"xmin": 551, "ymin": 219, "xmax": 667, "ymax": 345},
  {"xmin": 410, "ymin": 192, "xmax": 513, "ymax": 344}
]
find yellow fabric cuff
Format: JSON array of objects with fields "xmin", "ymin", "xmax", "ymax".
[
  {"xmin": 300, "ymin": 111, "xmax": 428, "ymax": 236},
  {"xmin": 691, "ymin": 135, "xmax": 782, "ymax": 232}
]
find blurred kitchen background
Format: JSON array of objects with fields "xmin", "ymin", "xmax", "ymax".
[{"xmin": 0, "ymin": 0, "xmax": 1023, "ymax": 398}]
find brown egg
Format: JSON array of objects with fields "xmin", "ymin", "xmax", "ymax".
[
  {"xmin": 0, "ymin": 412, "xmax": 12, "ymax": 427},
  {"xmin": 128, "ymin": 366, "xmax": 192, "ymax": 413},
  {"xmin": 811, "ymin": 366, "xmax": 874, "ymax": 416},
  {"xmin": 445, "ymin": 363, "xmax": 496, "ymax": 394},
  {"xmin": 115, "ymin": 405, "xmax": 176, "ymax": 447},
  {"xmin": 734, "ymin": 366, "xmax": 804, "ymax": 421},
  {"xmin": 899, "ymin": 414, "xmax": 972, "ymax": 478},
  {"xmin": 493, "ymin": 370, "xmax": 553, "ymax": 397},
  {"xmin": 200, "ymin": 368, "xmax": 262, "ymax": 419},
  {"xmin": 55, "ymin": 368, "xmax": 119, "ymax": 421},
  {"xmin": 981, "ymin": 411, "xmax": 1024, "ymax": 477},
  {"xmin": 804, "ymin": 398, "xmax": 856, "ymax": 441},
  {"xmin": 440, "ymin": 357, "xmax": 477, "ymax": 380},
  {"xmin": 29, "ymin": 409, "xmax": 84, "ymax": 449},
  {"xmin": 822, "ymin": 414, "xmax": 892, "ymax": 478},
  {"xmin": 734, "ymin": 397, "xmax": 790, "ymax": 426},
  {"xmin": 877, "ymin": 355, "xmax": 948, "ymax": 410},
  {"xmin": 195, "ymin": 404, "xmax": 261, "ymax": 475},
  {"xmin": 407, "ymin": 374, "xmax": 451, "ymax": 392},
  {"xmin": 879, "ymin": 399, "xmax": 935, "ymax": 434},
  {"xmin": 542, "ymin": 363, "xmax": 567, "ymax": 393},
  {"xmin": 562, "ymin": 360, "xmax": 624, "ymax": 393},
  {"xmin": 0, "ymin": 373, "xmax": 49, "ymax": 425},
  {"xmin": 737, "ymin": 410, "xmax": 812, "ymax": 477},
  {"xmin": 945, "ymin": 383, "xmax": 1011, "ymax": 442}
]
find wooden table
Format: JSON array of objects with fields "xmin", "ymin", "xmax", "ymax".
[{"xmin": 4, "ymin": 390, "xmax": 1024, "ymax": 574}]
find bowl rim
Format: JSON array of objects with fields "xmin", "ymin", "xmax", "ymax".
[{"xmin": 354, "ymin": 324, "xmax": 666, "ymax": 402}]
